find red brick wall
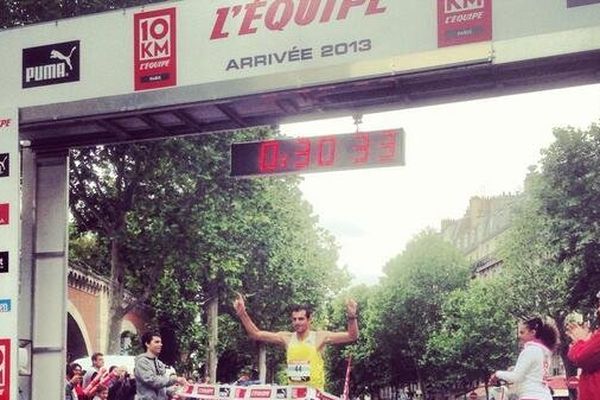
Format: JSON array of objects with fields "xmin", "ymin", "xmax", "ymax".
[
  {"xmin": 68, "ymin": 284, "xmax": 150, "ymax": 354},
  {"xmin": 123, "ymin": 310, "xmax": 147, "ymax": 334},
  {"xmin": 68, "ymin": 287, "xmax": 99, "ymax": 350}
]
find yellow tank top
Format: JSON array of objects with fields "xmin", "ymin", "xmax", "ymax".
[{"xmin": 286, "ymin": 331, "xmax": 325, "ymax": 390}]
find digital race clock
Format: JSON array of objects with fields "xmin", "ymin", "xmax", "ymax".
[{"xmin": 230, "ymin": 129, "xmax": 405, "ymax": 177}]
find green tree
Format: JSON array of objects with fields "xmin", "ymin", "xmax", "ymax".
[
  {"xmin": 369, "ymin": 230, "xmax": 470, "ymax": 398},
  {"xmin": 69, "ymin": 130, "xmax": 266, "ymax": 359},
  {"xmin": 1, "ymin": 0, "xmax": 165, "ymax": 28},
  {"xmin": 536, "ymin": 123, "xmax": 600, "ymax": 309},
  {"xmin": 426, "ymin": 278, "xmax": 516, "ymax": 399},
  {"xmin": 69, "ymin": 126, "xmax": 347, "ymax": 377},
  {"xmin": 497, "ymin": 122, "xmax": 600, "ymax": 397}
]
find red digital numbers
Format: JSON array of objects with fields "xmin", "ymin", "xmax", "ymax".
[
  {"xmin": 352, "ymin": 133, "xmax": 370, "ymax": 164},
  {"xmin": 294, "ymin": 138, "xmax": 310, "ymax": 170},
  {"xmin": 317, "ymin": 137, "xmax": 336, "ymax": 166},
  {"xmin": 258, "ymin": 140, "xmax": 279, "ymax": 172},
  {"xmin": 245, "ymin": 129, "xmax": 403, "ymax": 177},
  {"xmin": 378, "ymin": 130, "xmax": 397, "ymax": 162}
]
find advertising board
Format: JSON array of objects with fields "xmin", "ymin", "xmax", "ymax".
[
  {"xmin": 0, "ymin": 0, "xmax": 598, "ymax": 114},
  {"xmin": 134, "ymin": 7, "xmax": 177, "ymax": 91},
  {"xmin": 0, "ymin": 339, "xmax": 10, "ymax": 400},
  {"xmin": 0, "ymin": 108, "xmax": 19, "ymax": 400}
]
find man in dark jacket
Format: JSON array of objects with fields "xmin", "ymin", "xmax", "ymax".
[
  {"xmin": 567, "ymin": 290, "xmax": 600, "ymax": 400},
  {"xmin": 134, "ymin": 332, "xmax": 186, "ymax": 400}
]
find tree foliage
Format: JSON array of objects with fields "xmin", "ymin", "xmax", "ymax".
[
  {"xmin": 425, "ymin": 278, "xmax": 516, "ymax": 393},
  {"xmin": 537, "ymin": 123, "xmax": 600, "ymax": 310},
  {"xmin": 496, "ymin": 122, "xmax": 600, "ymax": 387},
  {"xmin": 1, "ymin": 0, "xmax": 164, "ymax": 28},
  {"xmin": 364, "ymin": 231, "xmax": 470, "ymax": 397},
  {"xmin": 69, "ymin": 127, "xmax": 345, "ymax": 374}
]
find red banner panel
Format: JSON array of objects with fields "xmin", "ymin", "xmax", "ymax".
[
  {"xmin": 0, "ymin": 204, "xmax": 8, "ymax": 225},
  {"xmin": 134, "ymin": 7, "xmax": 177, "ymax": 91},
  {"xmin": 0, "ymin": 339, "xmax": 10, "ymax": 400},
  {"xmin": 438, "ymin": 0, "xmax": 492, "ymax": 47}
]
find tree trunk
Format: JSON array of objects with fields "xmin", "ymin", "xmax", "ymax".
[
  {"xmin": 560, "ymin": 348, "xmax": 578, "ymax": 400},
  {"xmin": 258, "ymin": 343, "xmax": 267, "ymax": 383},
  {"xmin": 106, "ymin": 238, "xmax": 126, "ymax": 354},
  {"xmin": 555, "ymin": 314, "xmax": 578, "ymax": 400},
  {"xmin": 416, "ymin": 368, "xmax": 427, "ymax": 400},
  {"xmin": 207, "ymin": 296, "xmax": 219, "ymax": 382}
]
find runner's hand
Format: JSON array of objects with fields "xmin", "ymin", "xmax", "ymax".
[{"xmin": 346, "ymin": 299, "xmax": 357, "ymax": 318}]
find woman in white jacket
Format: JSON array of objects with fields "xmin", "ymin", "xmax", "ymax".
[{"xmin": 489, "ymin": 317, "xmax": 558, "ymax": 400}]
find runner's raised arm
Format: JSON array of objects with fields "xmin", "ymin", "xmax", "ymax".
[
  {"xmin": 233, "ymin": 292, "xmax": 287, "ymax": 346},
  {"xmin": 320, "ymin": 299, "xmax": 359, "ymax": 347}
]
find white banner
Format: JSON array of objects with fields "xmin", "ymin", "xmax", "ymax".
[
  {"xmin": 1, "ymin": 0, "xmax": 600, "ymax": 110},
  {"xmin": 177, "ymin": 384, "xmax": 339, "ymax": 400},
  {"xmin": 0, "ymin": 107, "xmax": 20, "ymax": 400}
]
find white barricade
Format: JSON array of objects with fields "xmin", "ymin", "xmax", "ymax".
[{"xmin": 178, "ymin": 384, "xmax": 340, "ymax": 400}]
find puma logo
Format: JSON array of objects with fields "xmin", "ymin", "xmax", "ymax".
[{"xmin": 50, "ymin": 46, "xmax": 77, "ymax": 70}]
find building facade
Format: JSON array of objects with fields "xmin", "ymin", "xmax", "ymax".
[{"xmin": 440, "ymin": 194, "xmax": 519, "ymax": 278}]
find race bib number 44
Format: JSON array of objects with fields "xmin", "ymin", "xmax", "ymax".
[{"xmin": 287, "ymin": 361, "xmax": 310, "ymax": 381}]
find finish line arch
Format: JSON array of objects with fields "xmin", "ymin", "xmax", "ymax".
[{"xmin": 1, "ymin": 1, "xmax": 600, "ymax": 399}]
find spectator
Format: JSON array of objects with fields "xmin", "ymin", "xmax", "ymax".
[
  {"xmin": 566, "ymin": 290, "xmax": 600, "ymax": 400},
  {"xmin": 234, "ymin": 370, "xmax": 251, "ymax": 386},
  {"xmin": 134, "ymin": 331, "xmax": 187, "ymax": 399},
  {"xmin": 107, "ymin": 366, "xmax": 134, "ymax": 400},
  {"xmin": 83, "ymin": 353, "xmax": 105, "ymax": 389},
  {"xmin": 70, "ymin": 363, "xmax": 86, "ymax": 399},
  {"xmin": 93, "ymin": 384, "xmax": 109, "ymax": 400},
  {"xmin": 109, "ymin": 368, "xmax": 136, "ymax": 400},
  {"xmin": 233, "ymin": 368, "xmax": 260, "ymax": 386},
  {"xmin": 489, "ymin": 317, "xmax": 558, "ymax": 400},
  {"xmin": 66, "ymin": 363, "xmax": 83, "ymax": 400},
  {"xmin": 83, "ymin": 364, "xmax": 113, "ymax": 399},
  {"xmin": 93, "ymin": 365, "xmax": 122, "ymax": 394}
]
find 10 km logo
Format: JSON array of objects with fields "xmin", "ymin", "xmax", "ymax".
[
  {"xmin": 139, "ymin": 14, "xmax": 172, "ymax": 60},
  {"xmin": 134, "ymin": 7, "xmax": 177, "ymax": 91}
]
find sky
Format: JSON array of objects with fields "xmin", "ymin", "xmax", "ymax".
[{"xmin": 281, "ymin": 83, "xmax": 600, "ymax": 285}]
